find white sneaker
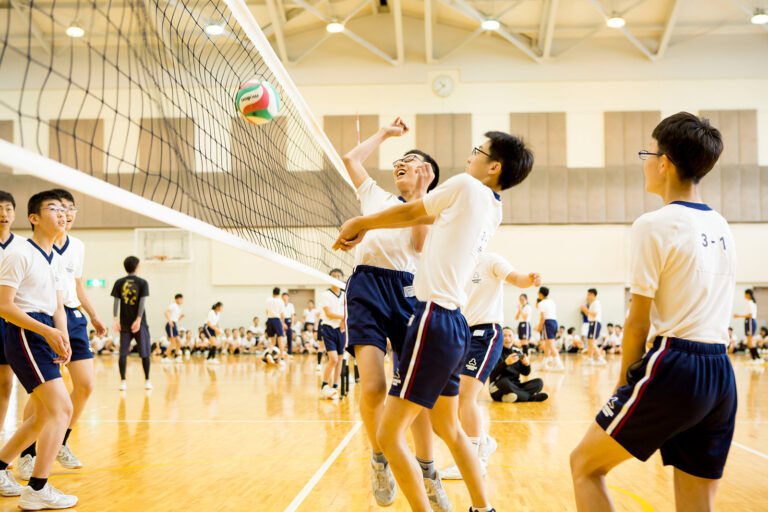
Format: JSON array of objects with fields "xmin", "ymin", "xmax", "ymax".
[
  {"xmin": 161, "ymin": 357, "xmax": 171, "ymax": 364},
  {"xmin": 320, "ymin": 384, "xmax": 333, "ymax": 398},
  {"xmin": 439, "ymin": 464, "xmax": 462, "ymax": 480},
  {"xmin": 17, "ymin": 454, "xmax": 34, "ymax": 481},
  {"xmin": 174, "ymin": 356, "xmax": 183, "ymax": 363},
  {"xmin": 18, "ymin": 483, "xmax": 78, "ymax": 510},
  {"xmin": 480, "ymin": 434, "xmax": 498, "ymax": 461},
  {"xmin": 424, "ymin": 475, "xmax": 451, "ymax": 512},
  {"xmin": 315, "ymin": 364, "xmax": 322, "ymax": 371},
  {"xmin": 594, "ymin": 358, "xmax": 607, "ymax": 366},
  {"xmin": 56, "ymin": 445, "xmax": 82, "ymax": 469},
  {"xmin": 119, "ymin": 381, "xmax": 127, "ymax": 391},
  {"xmin": 0, "ymin": 469, "xmax": 23, "ymax": 496},
  {"xmin": 144, "ymin": 381, "xmax": 153, "ymax": 390},
  {"xmin": 370, "ymin": 460, "xmax": 396, "ymax": 506},
  {"xmin": 278, "ymin": 360, "xmax": 286, "ymax": 368},
  {"xmin": 551, "ymin": 360, "xmax": 566, "ymax": 372},
  {"xmin": 206, "ymin": 358, "xmax": 219, "ymax": 364}
]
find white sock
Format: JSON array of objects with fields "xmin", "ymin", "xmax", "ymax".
[{"xmin": 469, "ymin": 436, "xmax": 482, "ymax": 446}]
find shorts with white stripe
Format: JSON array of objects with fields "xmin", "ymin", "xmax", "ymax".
[
  {"xmin": 461, "ymin": 323, "xmax": 503, "ymax": 384},
  {"xmin": 596, "ymin": 336, "xmax": 736, "ymax": 480},
  {"xmin": 388, "ymin": 301, "xmax": 470, "ymax": 409},
  {"xmin": 745, "ymin": 318, "xmax": 757, "ymax": 337},
  {"xmin": 3, "ymin": 312, "xmax": 63, "ymax": 393}
]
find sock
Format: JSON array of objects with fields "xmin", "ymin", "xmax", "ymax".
[
  {"xmin": 416, "ymin": 457, "xmax": 437, "ymax": 479},
  {"xmin": 750, "ymin": 347, "xmax": 760, "ymax": 360},
  {"xmin": 0, "ymin": 460, "xmax": 8, "ymax": 471},
  {"xmin": 372, "ymin": 452, "xmax": 387, "ymax": 465},
  {"xmin": 141, "ymin": 357, "xmax": 151, "ymax": 379},
  {"xmin": 321, "ymin": 381, "xmax": 328, "ymax": 389},
  {"xmin": 208, "ymin": 346, "xmax": 217, "ymax": 359},
  {"xmin": 62, "ymin": 428, "xmax": 72, "ymax": 446},
  {"xmin": 119, "ymin": 355, "xmax": 127, "ymax": 380},
  {"xmin": 21, "ymin": 443, "xmax": 36, "ymax": 457},
  {"xmin": 332, "ymin": 383, "xmax": 338, "ymax": 389},
  {"xmin": 354, "ymin": 364, "xmax": 359, "ymax": 380},
  {"xmin": 28, "ymin": 477, "xmax": 47, "ymax": 491},
  {"xmin": 317, "ymin": 352, "xmax": 322, "ymax": 365}
]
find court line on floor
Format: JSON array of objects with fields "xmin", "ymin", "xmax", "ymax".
[
  {"xmin": 283, "ymin": 420, "xmax": 363, "ymax": 512},
  {"xmin": 732, "ymin": 441, "xmax": 768, "ymax": 460}
]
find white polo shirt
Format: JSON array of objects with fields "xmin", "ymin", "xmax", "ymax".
[
  {"xmin": 746, "ymin": 300, "xmax": 757, "ymax": 319},
  {"xmin": 589, "ymin": 299, "xmax": 602, "ymax": 323},
  {"xmin": 518, "ymin": 304, "xmax": 532, "ymax": 323},
  {"xmin": 54, "ymin": 235, "xmax": 84, "ymax": 309},
  {"xmin": 355, "ymin": 178, "xmax": 418, "ymax": 274},
  {"xmin": 629, "ymin": 201, "xmax": 736, "ymax": 344},
  {"xmin": 415, "ymin": 174, "xmax": 502, "ymax": 310},
  {"xmin": 266, "ymin": 297, "xmax": 284, "ymax": 319},
  {"xmin": 463, "ymin": 252, "xmax": 514, "ymax": 327},
  {"xmin": 0, "ymin": 233, "xmax": 26, "ymax": 262},
  {"xmin": 538, "ymin": 298, "xmax": 557, "ymax": 321},
  {"xmin": 319, "ymin": 289, "xmax": 345, "ymax": 329},
  {"xmin": 206, "ymin": 310, "xmax": 220, "ymax": 328},
  {"xmin": 0, "ymin": 239, "xmax": 63, "ymax": 316},
  {"xmin": 304, "ymin": 308, "xmax": 319, "ymax": 324},
  {"xmin": 167, "ymin": 302, "xmax": 182, "ymax": 323},
  {"xmin": 284, "ymin": 302, "xmax": 295, "ymax": 321}
]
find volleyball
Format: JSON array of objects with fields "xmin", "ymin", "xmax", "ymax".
[{"xmin": 235, "ymin": 80, "xmax": 280, "ymax": 125}]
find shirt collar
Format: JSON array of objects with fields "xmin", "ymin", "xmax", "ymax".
[
  {"xmin": 53, "ymin": 235, "xmax": 70, "ymax": 255},
  {"xmin": 27, "ymin": 238, "xmax": 53, "ymax": 264},
  {"xmin": 670, "ymin": 201, "xmax": 712, "ymax": 211},
  {"xmin": 0, "ymin": 233, "xmax": 14, "ymax": 250}
]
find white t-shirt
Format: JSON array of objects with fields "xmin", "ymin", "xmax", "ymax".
[
  {"xmin": 518, "ymin": 304, "xmax": 532, "ymax": 323},
  {"xmin": 304, "ymin": 308, "xmax": 319, "ymax": 324},
  {"xmin": 0, "ymin": 233, "xmax": 26, "ymax": 262},
  {"xmin": 284, "ymin": 302, "xmax": 295, "ymax": 320},
  {"xmin": 167, "ymin": 302, "xmax": 182, "ymax": 323},
  {"xmin": 266, "ymin": 297, "xmax": 285, "ymax": 318},
  {"xmin": 355, "ymin": 178, "xmax": 418, "ymax": 274},
  {"xmin": 538, "ymin": 298, "xmax": 557, "ymax": 320},
  {"xmin": 319, "ymin": 289, "xmax": 345, "ymax": 329},
  {"xmin": 746, "ymin": 300, "xmax": 757, "ymax": 318},
  {"xmin": 415, "ymin": 174, "xmax": 502, "ymax": 310},
  {"xmin": 629, "ymin": 202, "xmax": 736, "ymax": 344},
  {"xmin": 54, "ymin": 235, "xmax": 84, "ymax": 309},
  {"xmin": 248, "ymin": 324, "xmax": 265, "ymax": 337},
  {"xmin": 206, "ymin": 310, "xmax": 220, "ymax": 328},
  {"xmin": 588, "ymin": 299, "xmax": 602, "ymax": 323},
  {"xmin": 463, "ymin": 252, "xmax": 514, "ymax": 326},
  {"xmin": 0, "ymin": 239, "xmax": 63, "ymax": 316}
]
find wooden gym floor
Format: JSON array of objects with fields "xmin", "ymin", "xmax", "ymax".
[{"xmin": 0, "ymin": 352, "xmax": 765, "ymax": 511}]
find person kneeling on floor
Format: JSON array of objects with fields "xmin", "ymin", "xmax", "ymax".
[{"xmin": 489, "ymin": 326, "xmax": 548, "ymax": 403}]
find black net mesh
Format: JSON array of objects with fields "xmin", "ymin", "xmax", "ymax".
[{"xmin": 0, "ymin": 0, "xmax": 356, "ymax": 273}]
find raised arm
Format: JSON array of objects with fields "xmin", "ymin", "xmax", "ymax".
[
  {"xmin": 343, "ymin": 117, "xmax": 409, "ymax": 189},
  {"xmin": 505, "ymin": 271, "xmax": 541, "ymax": 289}
]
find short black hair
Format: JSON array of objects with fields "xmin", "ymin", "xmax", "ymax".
[
  {"xmin": 651, "ymin": 112, "xmax": 723, "ymax": 184},
  {"xmin": 607, "ymin": 323, "xmax": 614, "ymax": 328},
  {"xmin": 27, "ymin": 191, "xmax": 62, "ymax": 230},
  {"xmin": 567, "ymin": 327, "xmax": 575, "ymax": 335},
  {"xmin": 212, "ymin": 301, "xmax": 223, "ymax": 310},
  {"xmin": 175, "ymin": 293, "xmax": 183, "ymax": 299},
  {"xmin": 330, "ymin": 268, "xmax": 344, "ymax": 277},
  {"xmin": 50, "ymin": 188, "xmax": 75, "ymax": 204},
  {"xmin": 538, "ymin": 286, "xmax": 550, "ymax": 298},
  {"xmin": 404, "ymin": 150, "xmax": 440, "ymax": 191},
  {"xmin": 520, "ymin": 293, "xmax": 528, "ymax": 300},
  {"xmin": 123, "ymin": 256, "xmax": 140, "ymax": 273},
  {"xmin": 484, "ymin": 131, "xmax": 534, "ymax": 191},
  {"xmin": 588, "ymin": 288, "xmax": 598, "ymax": 296},
  {"xmin": 282, "ymin": 292, "xmax": 289, "ymax": 297},
  {"xmin": 502, "ymin": 326, "xmax": 513, "ymax": 331},
  {"xmin": 0, "ymin": 190, "xmax": 15, "ymax": 208},
  {"xmin": 761, "ymin": 327, "xmax": 768, "ymax": 337},
  {"xmin": 273, "ymin": 287, "xmax": 280, "ymax": 295}
]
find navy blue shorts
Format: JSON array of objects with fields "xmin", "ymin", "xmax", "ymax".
[
  {"xmin": 542, "ymin": 319, "xmax": 558, "ymax": 340},
  {"xmin": 265, "ymin": 318, "xmax": 284, "ymax": 338},
  {"xmin": 389, "ymin": 301, "xmax": 470, "ymax": 409},
  {"xmin": 165, "ymin": 322, "xmax": 179, "ymax": 338},
  {"xmin": 0, "ymin": 318, "xmax": 7, "ymax": 365},
  {"xmin": 345, "ymin": 265, "xmax": 418, "ymax": 357},
  {"xmin": 588, "ymin": 321, "xmax": 602, "ymax": 340},
  {"xmin": 202, "ymin": 325, "xmax": 216, "ymax": 339},
  {"xmin": 65, "ymin": 307, "xmax": 93, "ymax": 362},
  {"xmin": 745, "ymin": 318, "xmax": 757, "ymax": 337},
  {"xmin": 517, "ymin": 322, "xmax": 531, "ymax": 341},
  {"xmin": 3, "ymin": 313, "xmax": 63, "ymax": 393},
  {"xmin": 120, "ymin": 325, "xmax": 151, "ymax": 357},
  {"xmin": 319, "ymin": 324, "xmax": 344, "ymax": 354},
  {"xmin": 461, "ymin": 324, "xmax": 503, "ymax": 384},
  {"xmin": 596, "ymin": 336, "xmax": 737, "ymax": 479}
]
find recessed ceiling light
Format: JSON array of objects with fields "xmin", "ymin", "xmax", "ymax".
[
  {"xmin": 606, "ymin": 14, "xmax": 626, "ymax": 28},
  {"xmin": 326, "ymin": 21, "xmax": 344, "ymax": 33},
  {"xmin": 65, "ymin": 24, "xmax": 84, "ymax": 38},
  {"xmin": 481, "ymin": 19, "xmax": 500, "ymax": 31},
  {"xmin": 751, "ymin": 9, "xmax": 768, "ymax": 25},
  {"xmin": 205, "ymin": 23, "xmax": 225, "ymax": 35}
]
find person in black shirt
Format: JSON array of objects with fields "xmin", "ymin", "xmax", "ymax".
[
  {"xmin": 110, "ymin": 256, "xmax": 152, "ymax": 391},
  {"xmin": 489, "ymin": 327, "xmax": 548, "ymax": 403}
]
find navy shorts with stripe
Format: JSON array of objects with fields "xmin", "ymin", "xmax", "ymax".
[
  {"xmin": 461, "ymin": 323, "xmax": 503, "ymax": 384},
  {"xmin": 596, "ymin": 336, "xmax": 737, "ymax": 480},
  {"xmin": 542, "ymin": 319, "xmax": 558, "ymax": 340},
  {"xmin": 165, "ymin": 322, "xmax": 179, "ymax": 338},
  {"xmin": 517, "ymin": 321, "xmax": 531, "ymax": 341},
  {"xmin": 0, "ymin": 318, "xmax": 7, "ymax": 365},
  {"xmin": 265, "ymin": 317, "xmax": 284, "ymax": 338},
  {"xmin": 120, "ymin": 325, "xmax": 151, "ymax": 357},
  {"xmin": 3, "ymin": 313, "xmax": 63, "ymax": 393},
  {"xmin": 745, "ymin": 318, "xmax": 757, "ymax": 337},
  {"xmin": 66, "ymin": 306, "xmax": 93, "ymax": 362},
  {"xmin": 202, "ymin": 325, "xmax": 216, "ymax": 339},
  {"xmin": 588, "ymin": 321, "xmax": 602, "ymax": 340},
  {"xmin": 345, "ymin": 265, "xmax": 418, "ymax": 357},
  {"xmin": 389, "ymin": 301, "xmax": 470, "ymax": 409},
  {"xmin": 319, "ymin": 324, "xmax": 344, "ymax": 354}
]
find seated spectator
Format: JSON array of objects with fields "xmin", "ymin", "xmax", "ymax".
[
  {"xmin": 602, "ymin": 323, "xmax": 621, "ymax": 354},
  {"xmin": 564, "ymin": 327, "xmax": 584, "ymax": 353},
  {"xmin": 489, "ymin": 327, "xmax": 548, "ymax": 403}
]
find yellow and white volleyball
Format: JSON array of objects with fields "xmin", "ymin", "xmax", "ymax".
[{"xmin": 235, "ymin": 80, "xmax": 281, "ymax": 125}]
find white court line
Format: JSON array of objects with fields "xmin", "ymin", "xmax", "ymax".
[
  {"xmin": 732, "ymin": 441, "xmax": 768, "ymax": 461},
  {"xmin": 284, "ymin": 420, "xmax": 363, "ymax": 512}
]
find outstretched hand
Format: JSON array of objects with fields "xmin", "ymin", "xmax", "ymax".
[
  {"xmin": 529, "ymin": 272, "xmax": 542, "ymax": 287},
  {"xmin": 383, "ymin": 117, "xmax": 409, "ymax": 138},
  {"xmin": 333, "ymin": 217, "xmax": 368, "ymax": 252}
]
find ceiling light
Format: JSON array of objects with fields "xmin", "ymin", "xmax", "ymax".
[
  {"xmin": 751, "ymin": 9, "xmax": 768, "ymax": 24},
  {"xmin": 65, "ymin": 24, "xmax": 84, "ymax": 38},
  {"xmin": 606, "ymin": 14, "xmax": 625, "ymax": 28},
  {"xmin": 205, "ymin": 23, "xmax": 225, "ymax": 35},
  {"xmin": 326, "ymin": 21, "xmax": 344, "ymax": 33},
  {"xmin": 481, "ymin": 19, "xmax": 500, "ymax": 31}
]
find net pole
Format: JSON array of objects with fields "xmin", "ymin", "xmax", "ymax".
[
  {"xmin": 0, "ymin": 139, "xmax": 346, "ymax": 288},
  {"xmin": 221, "ymin": 0, "xmax": 356, "ymax": 191}
]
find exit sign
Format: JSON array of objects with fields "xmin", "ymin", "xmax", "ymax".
[{"xmin": 86, "ymin": 279, "xmax": 106, "ymax": 288}]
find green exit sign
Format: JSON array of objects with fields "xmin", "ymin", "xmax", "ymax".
[{"xmin": 86, "ymin": 279, "xmax": 106, "ymax": 288}]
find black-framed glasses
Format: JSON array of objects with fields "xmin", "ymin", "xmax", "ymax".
[
  {"xmin": 638, "ymin": 150, "xmax": 678, "ymax": 167},
  {"xmin": 472, "ymin": 146, "xmax": 494, "ymax": 159},
  {"xmin": 392, "ymin": 154, "xmax": 424, "ymax": 168}
]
